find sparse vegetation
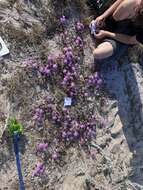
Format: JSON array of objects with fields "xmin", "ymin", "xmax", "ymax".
[{"xmin": 0, "ymin": 0, "xmax": 143, "ymax": 190}]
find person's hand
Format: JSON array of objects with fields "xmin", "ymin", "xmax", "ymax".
[
  {"xmin": 95, "ymin": 15, "xmax": 105, "ymax": 28},
  {"xmin": 89, "ymin": 15, "xmax": 105, "ymax": 33},
  {"xmin": 95, "ymin": 30, "xmax": 109, "ymax": 39}
]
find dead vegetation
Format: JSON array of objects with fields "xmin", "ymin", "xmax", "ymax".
[
  {"xmin": 0, "ymin": 0, "xmax": 91, "ymax": 42},
  {"xmin": 0, "ymin": 0, "xmax": 55, "ymax": 41}
]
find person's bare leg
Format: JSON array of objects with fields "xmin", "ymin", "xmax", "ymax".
[{"xmin": 93, "ymin": 42, "xmax": 114, "ymax": 60}]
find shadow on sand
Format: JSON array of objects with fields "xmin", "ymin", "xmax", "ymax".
[
  {"xmin": 0, "ymin": 134, "xmax": 27, "ymax": 173},
  {"xmin": 99, "ymin": 55, "xmax": 143, "ymax": 188}
]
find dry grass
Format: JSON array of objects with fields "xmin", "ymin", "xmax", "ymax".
[
  {"xmin": 0, "ymin": 0, "xmax": 56, "ymax": 41},
  {"xmin": 4, "ymin": 67, "xmax": 38, "ymax": 121},
  {"xmin": 128, "ymin": 45, "xmax": 143, "ymax": 62},
  {"xmin": 0, "ymin": 0, "xmax": 92, "ymax": 43}
]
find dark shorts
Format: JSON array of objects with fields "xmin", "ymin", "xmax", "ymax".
[
  {"xmin": 98, "ymin": 17, "xmax": 134, "ymax": 63},
  {"xmin": 94, "ymin": 39, "xmax": 131, "ymax": 71},
  {"xmin": 102, "ymin": 38, "xmax": 129, "ymax": 62}
]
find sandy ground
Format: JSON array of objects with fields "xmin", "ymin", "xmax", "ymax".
[{"xmin": 0, "ymin": 0, "xmax": 143, "ymax": 190}]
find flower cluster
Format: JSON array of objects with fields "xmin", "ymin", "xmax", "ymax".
[
  {"xmin": 32, "ymin": 162, "xmax": 44, "ymax": 176},
  {"xmin": 60, "ymin": 15, "xmax": 66, "ymax": 25},
  {"xmin": 52, "ymin": 151, "xmax": 59, "ymax": 161},
  {"xmin": 34, "ymin": 99, "xmax": 96, "ymax": 147},
  {"xmin": 60, "ymin": 114, "xmax": 96, "ymax": 144},
  {"xmin": 23, "ymin": 57, "xmax": 39, "ymax": 69},
  {"xmin": 87, "ymin": 72, "xmax": 103, "ymax": 88},
  {"xmin": 33, "ymin": 108, "xmax": 44, "ymax": 122},
  {"xmin": 39, "ymin": 55, "xmax": 59, "ymax": 76},
  {"xmin": 30, "ymin": 15, "xmax": 105, "ymax": 174},
  {"xmin": 74, "ymin": 36, "xmax": 83, "ymax": 48},
  {"xmin": 61, "ymin": 47, "xmax": 79, "ymax": 96},
  {"xmin": 75, "ymin": 21, "xmax": 84, "ymax": 32},
  {"xmin": 36, "ymin": 143, "xmax": 48, "ymax": 152}
]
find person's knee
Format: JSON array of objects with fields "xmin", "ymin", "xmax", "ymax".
[
  {"xmin": 93, "ymin": 42, "xmax": 114, "ymax": 59},
  {"xmin": 93, "ymin": 49, "xmax": 103, "ymax": 60}
]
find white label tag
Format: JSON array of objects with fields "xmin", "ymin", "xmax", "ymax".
[
  {"xmin": 64, "ymin": 97, "xmax": 72, "ymax": 106},
  {"xmin": 0, "ymin": 37, "xmax": 9, "ymax": 57}
]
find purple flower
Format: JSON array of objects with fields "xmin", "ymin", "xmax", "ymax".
[
  {"xmin": 64, "ymin": 58, "xmax": 68, "ymax": 64},
  {"xmin": 80, "ymin": 124, "xmax": 86, "ymax": 129},
  {"xmin": 63, "ymin": 76, "xmax": 69, "ymax": 82},
  {"xmin": 63, "ymin": 46, "xmax": 72, "ymax": 54},
  {"xmin": 39, "ymin": 66, "xmax": 51, "ymax": 76},
  {"xmin": 61, "ymin": 80, "xmax": 66, "ymax": 86},
  {"xmin": 52, "ymin": 115, "xmax": 57, "ymax": 121},
  {"xmin": 39, "ymin": 66, "xmax": 45, "ymax": 73},
  {"xmin": 70, "ymin": 82, "xmax": 75, "ymax": 87},
  {"xmin": 60, "ymin": 15, "xmax": 66, "ymax": 25},
  {"xmin": 23, "ymin": 57, "xmax": 38, "ymax": 69},
  {"xmin": 52, "ymin": 152, "xmax": 59, "ymax": 160},
  {"xmin": 63, "ymin": 69, "xmax": 67, "ymax": 74},
  {"xmin": 63, "ymin": 47, "xmax": 68, "ymax": 52},
  {"xmin": 52, "ymin": 64, "xmax": 58, "ymax": 71},
  {"xmin": 73, "ymin": 131, "xmax": 79, "ymax": 138},
  {"xmin": 62, "ymin": 131, "xmax": 67, "ymax": 138},
  {"xmin": 84, "ymin": 92, "xmax": 88, "ymax": 97},
  {"xmin": 44, "ymin": 68, "xmax": 51, "ymax": 75},
  {"xmin": 33, "ymin": 108, "xmax": 44, "ymax": 122},
  {"xmin": 75, "ymin": 22, "xmax": 84, "ymax": 31},
  {"xmin": 66, "ymin": 51, "xmax": 73, "ymax": 58},
  {"xmin": 32, "ymin": 162, "xmax": 44, "ymax": 176},
  {"xmin": 75, "ymin": 36, "xmax": 83, "ymax": 47},
  {"xmin": 48, "ymin": 55, "xmax": 54, "ymax": 62},
  {"xmin": 97, "ymin": 79, "xmax": 102, "ymax": 85},
  {"xmin": 87, "ymin": 72, "xmax": 102, "ymax": 88},
  {"xmin": 36, "ymin": 143, "xmax": 48, "ymax": 152}
]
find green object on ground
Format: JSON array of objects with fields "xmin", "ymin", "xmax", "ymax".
[{"xmin": 7, "ymin": 118, "xmax": 23, "ymax": 135}]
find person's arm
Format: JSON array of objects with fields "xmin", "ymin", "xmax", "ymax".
[
  {"xmin": 95, "ymin": 30, "xmax": 139, "ymax": 45},
  {"xmin": 102, "ymin": 0, "xmax": 124, "ymax": 19},
  {"xmin": 92, "ymin": 0, "xmax": 124, "ymax": 27},
  {"xmin": 106, "ymin": 31, "xmax": 139, "ymax": 45}
]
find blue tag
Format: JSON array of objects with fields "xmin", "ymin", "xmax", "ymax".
[{"xmin": 64, "ymin": 97, "xmax": 72, "ymax": 106}]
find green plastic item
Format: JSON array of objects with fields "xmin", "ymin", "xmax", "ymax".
[{"xmin": 7, "ymin": 118, "xmax": 23, "ymax": 135}]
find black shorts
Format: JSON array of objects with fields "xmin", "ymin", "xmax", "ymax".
[{"xmin": 103, "ymin": 38, "xmax": 129, "ymax": 60}]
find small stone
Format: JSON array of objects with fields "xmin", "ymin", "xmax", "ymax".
[{"xmin": 111, "ymin": 115, "xmax": 123, "ymax": 138}]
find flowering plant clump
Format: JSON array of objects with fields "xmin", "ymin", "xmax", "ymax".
[
  {"xmin": 33, "ymin": 108, "xmax": 44, "ymax": 122},
  {"xmin": 36, "ymin": 142, "xmax": 48, "ymax": 152},
  {"xmin": 75, "ymin": 21, "xmax": 84, "ymax": 32},
  {"xmin": 32, "ymin": 162, "xmax": 45, "ymax": 176},
  {"xmin": 22, "ymin": 57, "xmax": 40, "ymax": 69},
  {"xmin": 60, "ymin": 15, "xmax": 66, "ymax": 25},
  {"xmin": 32, "ymin": 95, "xmax": 97, "ymax": 164},
  {"xmin": 39, "ymin": 55, "xmax": 59, "ymax": 76},
  {"xmin": 86, "ymin": 72, "xmax": 103, "ymax": 88},
  {"xmin": 23, "ymin": 15, "xmax": 105, "ymax": 176}
]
